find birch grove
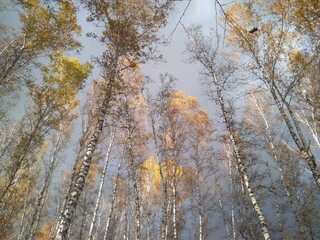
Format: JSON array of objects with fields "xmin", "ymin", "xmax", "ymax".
[{"xmin": 1, "ymin": 0, "xmax": 319, "ymax": 239}]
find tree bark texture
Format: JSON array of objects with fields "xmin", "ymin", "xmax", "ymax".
[{"xmin": 55, "ymin": 87, "xmax": 112, "ymax": 240}]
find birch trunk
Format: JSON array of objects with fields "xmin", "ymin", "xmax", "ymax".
[
  {"xmin": 160, "ymin": 178, "xmax": 168, "ymax": 240},
  {"xmin": 216, "ymin": 183, "xmax": 230, "ymax": 239},
  {"xmin": 195, "ymin": 170, "xmax": 203, "ymax": 240},
  {"xmin": 123, "ymin": 205, "xmax": 129, "ymax": 240},
  {"xmin": 256, "ymin": 61, "xmax": 320, "ymax": 187},
  {"xmin": 25, "ymin": 133, "xmax": 64, "ymax": 240},
  {"xmin": 17, "ymin": 177, "xmax": 31, "ymax": 240},
  {"xmin": 270, "ymin": 84, "xmax": 320, "ymax": 187},
  {"xmin": 251, "ymin": 93, "xmax": 309, "ymax": 239},
  {"xmin": 148, "ymin": 106, "xmax": 168, "ymax": 240},
  {"xmin": 172, "ymin": 167, "xmax": 178, "ymax": 240},
  {"xmin": 103, "ymin": 149, "xmax": 124, "ymax": 240},
  {"xmin": 55, "ymin": 84, "xmax": 113, "ymax": 240},
  {"xmin": 78, "ymin": 190, "xmax": 88, "ymax": 240},
  {"xmin": 223, "ymin": 143, "xmax": 236, "ymax": 240},
  {"xmin": 127, "ymin": 125, "xmax": 141, "ymax": 240},
  {"xmin": 213, "ymin": 75, "xmax": 271, "ymax": 240},
  {"xmin": 52, "ymin": 118, "xmax": 92, "ymax": 239},
  {"xmin": 87, "ymin": 132, "xmax": 115, "ymax": 240}
]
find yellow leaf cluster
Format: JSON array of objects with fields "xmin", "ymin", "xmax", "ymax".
[
  {"xmin": 139, "ymin": 156, "xmax": 161, "ymax": 191},
  {"xmin": 20, "ymin": 0, "xmax": 81, "ymax": 53},
  {"xmin": 30, "ymin": 51, "xmax": 91, "ymax": 129}
]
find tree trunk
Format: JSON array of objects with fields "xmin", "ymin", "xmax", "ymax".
[
  {"xmin": 160, "ymin": 178, "xmax": 168, "ymax": 240},
  {"xmin": 127, "ymin": 125, "xmax": 141, "ymax": 240},
  {"xmin": 54, "ymin": 84, "xmax": 113, "ymax": 240},
  {"xmin": 227, "ymin": 146, "xmax": 237, "ymax": 240},
  {"xmin": 87, "ymin": 132, "xmax": 115, "ymax": 240},
  {"xmin": 216, "ymin": 183, "xmax": 230, "ymax": 239},
  {"xmin": 270, "ymin": 85, "xmax": 320, "ymax": 187},
  {"xmin": 195, "ymin": 170, "xmax": 203, "ymax": 240},
  {"xmin": 252, "ymin": 93, "xmax": 309, "ymax": 239},
  {"xmin": 26, "ymin": 133, "xmax": 64, "ymax": 240},
  {"xmin": 172, "ymin": 167, "xmax": 178, "ymax": 240},
  {"xmin": 213, "ymin": 74, "xmax": 271, "ymax": 240},
  {"xmin": 103, "ymin": 149, "xmax": 124, "ymax": 240},
  {"xmin": 258, "ymin": 63, "xmax": 320, "ymax": 187}
]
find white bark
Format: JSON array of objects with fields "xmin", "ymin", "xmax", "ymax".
[
  {"xmin": 87, "ymin": 132, "xmax": 115, "ymax": 240},
  {"xmin": 55, "ymin": 90, "xmax": 113, "ymax": 240},
  {"xmin": 257, "ymin": 63, "xmax": 320, "ymax": 187},
  {"xmin": 103, "ymin": 149, "xmax": 124, "ymax": 240},
  {"xmin": 251, "ymin": 93, "xmax": 309, "ymax": 239},
  {"xmin": 212, "ymin": 74, "xmax": 271, "ymax": 240},
  {"xmin": 127, "ymin": 125, "xmax": 141, "ymax": 240},
  {"xmin": 160, "ymin": 177, "xmax": 169, "ymax": 240},
  {"xmin": 225, "ymin": 143, "xmax": 236, "ymax": 240},
  {"xmin": 217, "ymin": 183, "xmax": 230, "ymax": 239},
  {"xmin": 172, "ymin": 166, "xmax": 178, "ymax": 240}
]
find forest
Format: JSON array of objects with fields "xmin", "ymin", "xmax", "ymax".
[{"xmin": 0, "ymin": 0, "xmax": 319, "ymax": 239}]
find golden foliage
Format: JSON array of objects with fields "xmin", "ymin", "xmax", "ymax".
[
  {"xmin": 20, "ymin": 0, "xmax": 81, "ymax": 52},
  {"xmin": 35, "ymin": 220, "xmax": 54, "ymax": 240}
]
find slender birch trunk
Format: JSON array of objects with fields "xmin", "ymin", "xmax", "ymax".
[
  {"xmin": 123, "ymin": 205, "xmax": 129, "ymax": 240},
  {"xmin": 146, "ymin": 211, "xmax": 151, "ymax": 240},
  {"xmin": 220, "ymin": 143, "xmax": 236, "ymax": 240},
  {"xmin": 148, "ymin": 107, "xmax": 168, "ymax": 240},
  {"xmin": 255, "ymin": 61, "xmax": 320, "ymax": 187},
  {"xmin": 251, "ymin": 93, "xmax": 309, "ymax": 239},
  {"xmin": 87, "ymin": 132, "xmax": 115, "ymax": 240},
  {"xmin": 226, "ymin": 146, "xmax": 236, "ymax": 240},
  {"xmin": 195, "ymin": 171, "xmax": 203, "ymax": 240},
  {"xmin": 160, "ymin": 177, "xmax": 168, "ymax": 240},
  {"xmin": 55, "ymin": 82, "xmax": 113, "ymax": 240},
  {"xmin": 212, "ymin": 74, "xmax": 271, "ymax": 240},
  {"xmin": 17, "ymin": 177, "xmax": 31, "ymax": 240},
  {"xmin": 172, "ymin": 166, "xmax": 178, "ymax": 240},
  {"xmin": 216, "ymin": 183, "xmax": 230, "ymax": 239},
  {"xmin": 270, "ymin": 84, "xmax": 320, "ymax": 187},
  {"xmin": 127, "ymin": 125, "xmax": 141, "ymax": 240},
  {"xmin": 25, "ymin": 133, "xmax": 64, "ymax": 240},
  {"xmin": 103, "ymin": 149, "xmax": 124, "ymax": 240}
]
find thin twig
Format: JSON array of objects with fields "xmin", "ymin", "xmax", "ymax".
[{"xmin": 167, "ymin": 0, "xmax": 192, "ymax": 42}]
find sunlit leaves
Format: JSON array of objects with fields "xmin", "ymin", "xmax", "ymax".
[
  {"xmin": 30, "ymin": 51, "xmax": 91, "ymax": 129},
  {"xmin": 20, "ymin": 0, "xmax": 81, "ymax": 52},
  {"xmin": 139, "ymin": 156, "xmax": 161, "ymax": 198}
]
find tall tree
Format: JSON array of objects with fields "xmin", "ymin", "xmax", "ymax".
[
  {"xmin": 186, "ymin": 28, "xmax": 271, "ymax": 240},
  {"xmin": 0, "ymin": 51, "xmax": 90, "ymax": 239},
  {"xmin": 0, "ymin": 0, "xmax": 81, "ymax": 101},
  {"xmin": 54, "ymin": 1, "xmax": 170, "ymax": 238},
  {"xmin": 224, "ymin": 0, "xmax": 320, "ymax": 187}
]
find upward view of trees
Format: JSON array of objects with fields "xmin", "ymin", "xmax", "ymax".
[{"xmin": 0, "ymin": 0, "xmax": 319, "ymax": 239}]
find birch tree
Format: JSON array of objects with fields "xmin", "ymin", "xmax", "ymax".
[
  {"xmin": 0, "ymin": 51, "xmax": 90, "ymax": 239},
  {"xmin": 242, "ymin": 90, "xmax": 319, "ymax": 239},
  {"xmin": 186, "ymin": 28, "xmax": 272, "ymax": 240},
  {"xmin": 0, "ymin": 0, "xmax": 81, "ymax": 101},
  {"xmin": 224, "ymin": 0, "xmax": 320, "ymax": 187},
  {"xmin": 54, "ymin": 1, "xmax": 170, "ymax": 238}
]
